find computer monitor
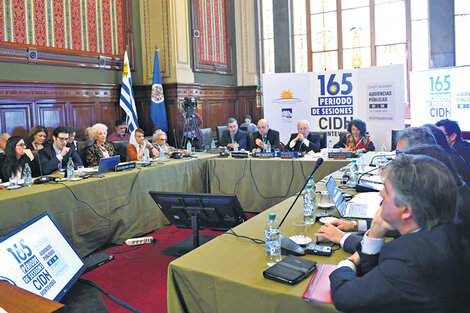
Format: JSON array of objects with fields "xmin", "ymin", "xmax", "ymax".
[
  {"xmin": 0, "ymin": 213, "xmax": 86, "ymax": 301},
  {"xmin": 149, "ymin": 192, "xmax": 247, "ymax": 256},
  {"xmin": 97, "ymin": 155, "xmax": 120, "ymax": 174}
]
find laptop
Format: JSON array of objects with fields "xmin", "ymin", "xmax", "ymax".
[
  {"xmin": 325, "ymin": 176, "xmax": 378, "ymax": 219},
  {"xmin": 87, "ymin": 155, "xmax": 120, "ymax": 175},
  {"xmin": 0, "ymin": 213, "xmax": 86, "ymax": 301}
]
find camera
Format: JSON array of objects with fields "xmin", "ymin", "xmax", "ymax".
[{"xmin": 181, "ymin": 97, "xmax": 198, "ymax": 116}]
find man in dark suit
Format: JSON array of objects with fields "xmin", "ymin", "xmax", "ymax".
[
  {"xmin": 436, "ymin": 118, "xmax": 470, "ymax": 166},
  {"xmin": 39, "ymin": 126, "xmax": 83, "ymax": 175},
  {"xmin": 329, "ymin": 155, "xmax": 470, "ymax": 313},
  {"xmin": 286, "ymin": 120, "xmax": 320, "ymax": 152},
  {"xmin": 251, "ymin": 119, "xmax": 279, "ymax": 152},
  {"xmin": 218, "ymin": 118, "xmax": 247, "ymax": 150}
]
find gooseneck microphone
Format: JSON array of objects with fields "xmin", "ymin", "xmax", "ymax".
[{"xmin": 279, "ymin": 157, "xmax": 324, "ymax": 227}]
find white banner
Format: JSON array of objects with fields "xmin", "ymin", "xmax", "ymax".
[
  {"xmin": 410, "ymin": 66, "xmax": 470, "ymax": 130},
  {"xmin": 263, "ymin": 64, "xmax": 405, "ymax": 150}
]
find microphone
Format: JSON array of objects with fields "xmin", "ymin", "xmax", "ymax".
[
  {"xmin": 34, "ymin": 150, "xmax": 51, "ymax": 184},
  {"xmin": 279, "ymin": 157, "xmax": 324, "ymax": 227}
]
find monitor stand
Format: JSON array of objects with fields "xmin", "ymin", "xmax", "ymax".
[{"xmin": 162, "ymin": 213, "xmax": 216, "ymax": 258}]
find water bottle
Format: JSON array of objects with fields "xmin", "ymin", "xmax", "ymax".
[
  {"xmin": 143, "ymin": 146, "xmax": 150, "ymax": 162},
  {"xmin": 265, "ymin": 140, "xmax": 271, "ymax": 152},
  {"xmin": 357, "ymin": 151, "xmax": 365, "ymax": 172},
  {"xmin": 265, "ymin": 213, "xmax": 282, "ymax": 266},
  {"xmin": 23, "ymin": 163, "xmax": 32, "ymax": 187},
  {"xmin": 211, "ymin": 138, "xmax": 216, "ymax": 149},
  {"xmin": 349, "ymin": 159, "xmax": 359, "ymax": 188},
  {"xmin": 327, "ymin": 139, "xmax": 333, "ymax": 152},
  {"xmin": 160, "ymin": 144, "xmax": 166, "ymax": 160},
  {"xmin": 233, "ymin": 141, "xmax": 239, "ymax": 152},
  {"xmin": 66, "ymin": 157, "xmax": 74, "ymax": 180},
  {"xmin": 380, "ymin": 144, "xmax": 387, "ymax": 164},
  {"xmin": 187, "ymin": 141, "xmax": 192, "ymax": 156},
  {"xmin": 303, "ymin": 185, "xmax": 316, "ymax": 224}
]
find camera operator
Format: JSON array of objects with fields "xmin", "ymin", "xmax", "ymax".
[{"xmin": 177, "ymin": 97, "xmax": 203, "ymax": 150}]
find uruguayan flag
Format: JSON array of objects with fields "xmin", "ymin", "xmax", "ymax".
[{"xmin": 119, "ymin": 51, "xmax": 139, "ymax": 133}]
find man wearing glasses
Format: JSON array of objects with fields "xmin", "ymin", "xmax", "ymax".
[
  {"xmin": 286, "ymin": 120, "xmax": 321, "ymax": 152},
  {"xmin": 39, "ymin": 126, "xmax": 83, "ymax": 175},
  {"xmin": 436, "ymin": 119, "xmax": 470, "ymax": 166}
]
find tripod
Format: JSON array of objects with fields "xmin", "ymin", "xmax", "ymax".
[{"xmin": 180, "ymin": 111, "xmax": 199, "ymax": 149}]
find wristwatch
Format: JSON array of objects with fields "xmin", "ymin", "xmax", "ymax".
[{"xmin": 352, "ymin": 220, "xmax": 359, "ymax": 232}]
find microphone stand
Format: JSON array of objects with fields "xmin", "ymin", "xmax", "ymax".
[{"xmin": 279, "ymin": 158, "xmax": 324, "ymax": 227}]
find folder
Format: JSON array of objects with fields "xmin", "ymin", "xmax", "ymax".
[{"xmin": 302, "ymin": 264, "xmax": 337, "ymax": 304}]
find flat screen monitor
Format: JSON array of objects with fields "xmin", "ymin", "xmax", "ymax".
[
  {"xmin": 0, "ymin": 213, "xmax": 86, "ymax": 301},
  {"xmin": 149, "ymin": 192, "xmax": 247, "ymax": 231}
]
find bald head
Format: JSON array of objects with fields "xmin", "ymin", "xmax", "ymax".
[
  {"xmin": 257, "ymin": 119, "xmax": 269, "ymax": 136},
  {"xmin": 0, "ymin": 133, "xmax": 10, "ymax": 151}
]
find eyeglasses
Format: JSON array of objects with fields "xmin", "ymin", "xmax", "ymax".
[
  {"xmin": 298, "ymin": 127, "xmax": 307, "ymax": 131},
  {"xmin": 57, "ymin": 137, "xmax": 69, "ymax": 141},
  {"xmin": 395, "ymin": 150, "xmax": 405, "ymax": 157},
  {"xmin": 17, "ymin": 143, "xmax": 26, "ymax": 148}
]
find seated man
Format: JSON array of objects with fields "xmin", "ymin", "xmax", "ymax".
[
  {"xmin": 218, "ymin": 118, "xmax": 247, "ymax": 150},
  {"xmin": 436, "ymin": 118, "xmax": 470, "ymax": 166},
  {"xmin": 0, "ymin": 133, "xmax": 11, "ymax": 154},
  {"xmin": 251, "ymin": 119, "xmax": 280, "ymax": 152},
  {"xmin": 286, "ymin": 120, "xmax": 320, "ymax": 152},
  {"xmin": 107, "ymin": 119, "xmax": 130, "ymax": 142},
  {"xmin": 39, "ymin": 126, "xmax": 83, "ymax": 175},
  {"xmin": 329, "ymin": 155, "xmax": 470, "ymax": 313}
]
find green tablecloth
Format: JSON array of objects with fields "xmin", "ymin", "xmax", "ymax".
[
  {"xmin": 0, "ymin": 155, "xmax": 214, "ymax": 256},
  {"xmin": 167, "ymin": 195, "xmax": 351, "ymax": 313},
  {"xmin": 207, "ymin": 157, "xmax": 350, "ymax": 212}
]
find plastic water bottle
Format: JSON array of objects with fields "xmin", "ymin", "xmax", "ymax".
[
  {"xmin": 23, "ymin": 163, "xmax": 32, "ymax": 187},
  {"xmin": 66, "ymin": 157, "xmax": 74, "ymax": 180},
  {"xmin": 380, "ymin": 144, "xmax": 387, "ymax": 164},
  {"xmin": 265, "ymin": 213, "xmax": 282, "ymax": 266},
  {"xmin": 159, "ymin": 144, "xmax": 166, "ymax": 160},
  {"xmin": 303, "ymin": 185, "xmax": 316, "ymax": 224},
  {"xmin": 265, "ymin": 140, "xmax": 271, "ymax": 152},
  {"xmin": 327, "ymin": 139, "xmax": 333, "ymax": 152},
  {"xmin": 187, "ymin": 141, "xmax": 192, "ymax": 156},
  {"xmin": 349, "ymin": 159, "xmax": 359, "ymax": 188},
  {"xmin": 233, "ymin": 141, "xmax": 239, "ymax": 152},
  {"xmin": 211, "ymin": 139, "xmax": 216, "ymax": 149},
  {"xmin": 142, "ymin": 146, "xmax": 150, "ymax": 162},
  {"xmin": 357, "ymin": 151, "xmax": 365, "ymax": 172}
]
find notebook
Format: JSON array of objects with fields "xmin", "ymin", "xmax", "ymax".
[
  {"xmin": 263, "ymin": 255, "xmax": 317, "ymax": 285},
  {"xmin": 87, "ymin": 155, "xmax": 120, "ymax": 175},
  {"xmin": 325, "ymin": 176, "xmax": 378, "ymax": 219},
  {"xmin": 302, "ymin": 264, "xmax": 337, "ymax": 304}
]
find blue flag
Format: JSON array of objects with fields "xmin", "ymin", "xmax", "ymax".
[
  {"xmin": 119, "ymin": 51, "xmax": 139, "ymax": 133},
  {"xmin": 150, "ymin": 49, "xmax": 168, "ymax": 132}
]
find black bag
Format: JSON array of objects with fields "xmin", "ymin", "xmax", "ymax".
[{"xmin": 263, "ymin": 255, "xmax": 317, "ymax": 285}]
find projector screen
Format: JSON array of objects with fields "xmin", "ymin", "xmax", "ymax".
[{"xmin": 410, "ymin": 65, "xmax": 470, "ymax": 131}]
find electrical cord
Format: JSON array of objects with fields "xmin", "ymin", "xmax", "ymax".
[
  {"xmin": 221, "ymin": 228, "xmax": 265, "ymax": 244},
  {"xmin": 78, "ymin": 278, "xmax": 143, "ymax": 313},
  {"xmin": 110, "ymin": 168, "xmax": 142, "ymax": 214}
]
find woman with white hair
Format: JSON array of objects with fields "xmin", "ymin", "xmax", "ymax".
[
  {"xmin": 152, "ymin": 132, "xmax": 186, "ymax": 156},
  {"xmin": 85, "ymin": 123, "xmax": 116, "ymax": 166}
]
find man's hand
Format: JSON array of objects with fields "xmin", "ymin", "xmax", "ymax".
[
  {"xmin": 255, "ymin": 138, "xmax": 264, "ymax": 148},
  {"xmin": 368, "ymin": 207, "xmax": 395, "ymax": 239},
  {"xmin": 348, "ymin": 251, "xmax": 360, "ymax": 266},
  {"xmin": 24, "ymin": 149, "xmax": 34, "ymax": 161},
  {"xmin": 295, "ymin": 133, "xmax": 304, "ymax": 142},
  {"xmin": 228, "ymin": 143, "xmax": 239, "ymax": 149},
  {"xmin": 329, "ymin": 219, "xmax": 355, "ymax": 232},
  {"xmin": 314, "ymin": 223, "xmax": 345, "ymax": 244},
  {"xmin": 60, "ymin": 146, "xmax": 70, "ymax": 157}
]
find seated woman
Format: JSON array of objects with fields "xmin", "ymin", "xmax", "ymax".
[
  {"xmin": 334, "ymin": 119, "xmax": 375, "ymax": 153},
  {"xmin": 26, "ymin": 126, "xmax": 48, "ymax": 151},
  {"xmin": 152, "ymin": 132, "xmax": 186, "ymax": 157},
  {"xmin": 240, "ymin": 114, "xmax": 258, "ymax": 132},
  {"xmin": 0, "ymin": 136, "xmax": 39, "ymax": 182},
  {"xmin": 127, "ymin": 128, "xmax": 159, "ymax": 161},
  {"xmin": 85, "ymin": 123, "xmax": 116, "ymax": 166}
]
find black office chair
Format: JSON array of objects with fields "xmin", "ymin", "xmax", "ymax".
[
  {"xmin": 77, "ymin": 140, "xmax": 93, "ymax": 167},
  {"xmin": 112, "ymin": 140, "xmax": 130, "ymax": 162},
  {"xmin": 245, "ymin": 131, "xmax": 253, "ymax": 151},
  {"xmin": 200, "ymin": 127, "xmax": 213, "ymax": 147},
  {"xmin": 391, "ymin": 129, "xmax": 401, "ymax": 151},
  {"xmin": 310, "ymin": 131, "xmax": 327, "ymax": 149},
  {"xmin": 216, "ymin": 126, "xmax": 227, "ymax": 146}
]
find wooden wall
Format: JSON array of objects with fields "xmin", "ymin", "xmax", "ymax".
[{"xmin": 0, "ymin": 81, "xmax": 260, "ymax": 144}]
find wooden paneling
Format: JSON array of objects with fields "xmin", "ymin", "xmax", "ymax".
[{"xmin": 0, "ymin": 81, "xmax": 120, "ymax": 138}]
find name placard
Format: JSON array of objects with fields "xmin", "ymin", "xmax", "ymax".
[{"xmin": 115, "ymin": 162, "xmax": 136, "ymax": 172}]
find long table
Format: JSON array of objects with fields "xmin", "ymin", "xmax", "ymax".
[
  {"xmin": 0, "ymin": 154, "xmax": 350, "ymax": 257},
  {"xmin": 167, "ymin": 193, "xmax": 351, "ymax": 313},
  {"xmin": 207, "ymin": 157, "xmax": 349, "ymax": 212},
  {"xmin": 0, "ymin": 155, "xmax": 213, "ymax": 256}
]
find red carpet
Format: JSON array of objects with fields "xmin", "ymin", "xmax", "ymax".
[{"xmin": 81, "ymin": 213, "xmax": 255, "ymax": 312}]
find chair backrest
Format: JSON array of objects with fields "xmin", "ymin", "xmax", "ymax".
[
  {"xmin": 200, "ymin": 127, "xmax": 213, "ymax": 147},
  {"xmin": 77, "ymin": 140, "xmax": 93, "ymax": 167},
  {"xmin": 311, "ymin": 131, "xmax": 327, "ymax": 149},
  {"xmin": 245, "ymin": 131, "xmax": 253, "ymax": 151},
  {"xmin": 216, "ymin": 126, "xmax": 228, "ymax": 145},
  {"xmin": 111, "ymin": 140, "xmax": 130, "ymax": 162},
  {"xmin": 391, "ymin": 129, "xmax": 401, "ymax": 151}
]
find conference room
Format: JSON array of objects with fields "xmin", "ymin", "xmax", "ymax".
[{"xmin": 0, "ymin": 1, "xmax": 469, "ymax": 312}]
